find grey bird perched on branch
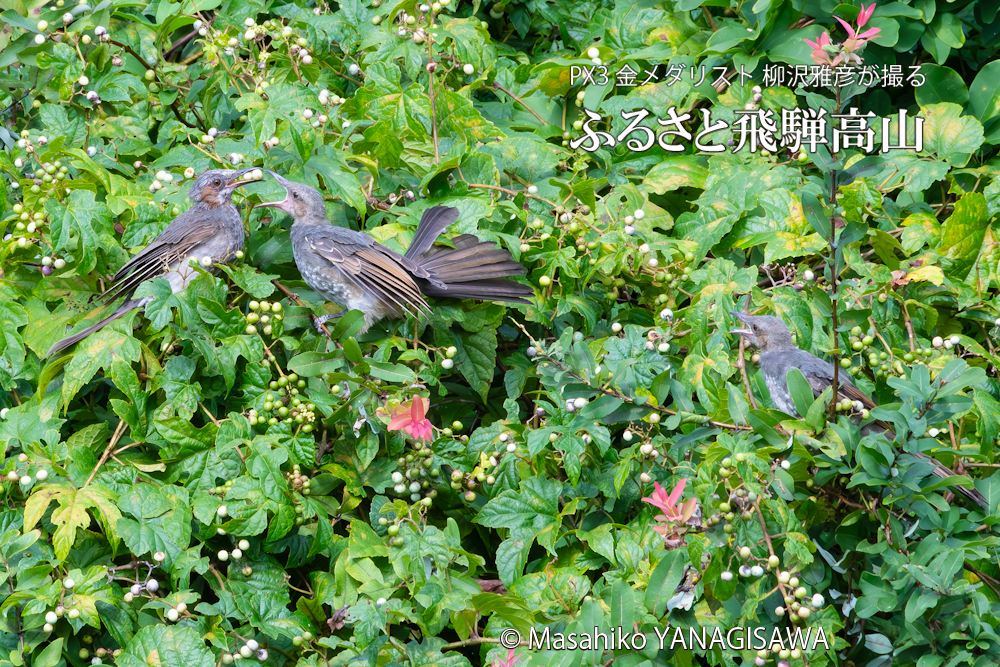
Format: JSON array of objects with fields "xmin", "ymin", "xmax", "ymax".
[
  {"xmin": 47, "ymin": 168, "xmax": 262, "ymax": 357},
  {"xmin": 255, "ymin": 172, "xmax": 533, "ymax": 333},
  {"xmin": 730, "ymin": 312, "xmax": 988, "ymax": 510}
]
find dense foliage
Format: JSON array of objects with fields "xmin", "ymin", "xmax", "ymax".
[{"xmin": 3, "ymin": 0, "xmax": 1000, "ymax": 665}]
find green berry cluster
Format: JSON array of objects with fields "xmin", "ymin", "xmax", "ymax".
[
  {"xmin": 245, "ymin": 300, "xmax": 283, "ymax": 337},
  {"xmin": 650, "ymin": 250, "xmax": 696, "ymax": 294},
  {"xmin": 839, "ymin": 325, "xmax": 906, "ymax": 380},
  {"xmin": 210, "ymin": 478, "xmax": 235, "ymax": 496},
  {"xmin": 285, "ymin": 463, "xmax": 313, "ymax": 495},
  {"xmin": 392, "ymin": 441, "xmax": 440, "ymax": 505},
  {"xmin": 248, "ymin": 386, "xmax": 315, "ymax": 432}
]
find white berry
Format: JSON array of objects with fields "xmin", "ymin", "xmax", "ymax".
[
  {"xmin": 217, "ymin": 505, "xmax": 228, "ymax": 517},
  {"xmin": 35, "ymin": 469, "xmax": 48, "ymax": 481},
  {"xmin": 218, "ymin": 550, "xmax": 229, "ymax": 561},
  {"xmin": 166, "ymin": 608, "xmax": 179, "ymax": 622},
  {"xmin": 587, "ymin": 47, "xmax": 599, "ymax": 58},
  {"xmin": 63, "ymin": 577, "xmax": 75, "ymax": 589}
]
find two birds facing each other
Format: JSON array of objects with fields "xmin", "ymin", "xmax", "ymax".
[{"xmin": 47, "ymin": 169, "xmax": 533, "ymax": 357}]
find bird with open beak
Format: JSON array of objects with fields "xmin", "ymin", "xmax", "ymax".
[
  {"xmin": 47, "ymin": 168, "xmax": 262, "ymax": 357},
  {"xmin": 730, "ymin": 311, "xmax": 988, "ymax": 509},
  {"xmin": 256, "ymin": 171, "xmax": 533, "ymax": 334}
]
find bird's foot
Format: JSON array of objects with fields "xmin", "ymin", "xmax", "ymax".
[{"xmin": 314, "ymin": 312, "xmax": 344, "ymax": 335}]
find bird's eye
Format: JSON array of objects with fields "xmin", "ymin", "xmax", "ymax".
[
  {"xmin": 752, "ymin": 324, "xmax": 759, "ymax": 332},
  {"xmin": 292, "ymin": 192, "xmax": 300, "ymax": 199},
  {"xmin": 213, "ymin": 178, "xmax": 221, "ymax": 186}
]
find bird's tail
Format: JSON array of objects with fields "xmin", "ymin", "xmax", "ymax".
[
  {"xmin": 864, "ymin": 421, "xmax": 988, "ymax": 509},
  {"xmin": 46, "ymin": 299, "xmax": 143, "ymax": 358},
  {"xmin": 404, "ymin": 206, "xmax": 461, "ymax": 261},
  {"xmin": 916, "ymin": 452, "xmax": 989, "ymax": 510},
  {"xmin": 414, "ymin": 234, "xmax": 534, "ymax": 304}
]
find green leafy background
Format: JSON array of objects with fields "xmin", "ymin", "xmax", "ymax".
[{"xmin": 3, "ymin": 0, "xmax": 1000, "ymax": 665}]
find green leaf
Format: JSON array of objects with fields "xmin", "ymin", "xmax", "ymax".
[
  {"xmin": 118, "ymin": 625, "xmax": 215, "ymax": 667},
  {"xmin": 919, "ymin": 103, "xmax": 985, "ymax": 167},
  {"xmin": 452, "ymin": 325, "xmax": 497, "ymax": 403},
  {"xmin": 33, "ymin": 637, "xmax": 64, "ymax": 667},
  {"xmin": 219, "ymin": 264, "xmax": 278, "ymax": 298},
  {"xmin": 644, "ymin": 549, "xmax": 687, "ymax": 617},
  {"xmin": 937, "ymin": 192, "xmax": 989, "ymax": 277}
]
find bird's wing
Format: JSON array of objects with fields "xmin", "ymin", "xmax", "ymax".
[
  {"xmin": 100, "ymin": 210, "xmax": 222, "ymax": 304},
  {"xmin": 791, "ymin": 352, "xmax": 877, "ymax": 408},
  {"xmin": 306, "ymin": 232, "xmax": 430, "ymax": 319}
]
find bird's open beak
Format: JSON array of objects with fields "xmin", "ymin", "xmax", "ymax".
[
  {"xmin": 253, "ymin": 170, "xmax": 290, "ymax": 215},
  {"xmin": 729, "ymin": 311, "xmax": 752, "ymax": 336},
  {"xmin": 227, "ymin": 168, "xmax": 263, "ymax": 188}
]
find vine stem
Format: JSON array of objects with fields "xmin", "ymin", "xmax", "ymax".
[
  {"xmin": 272, "ymin": 280, "xmax": 334, "ymax": 339},
  {"xmin": 83, "ymin": 419, "xmax": 128, "ymax": 489},
  {"xmin": 753, "ymin": 501, "xmax": 810, "ymax": 667},
  {"xmin": 491, "ymin": 81, "xmax": 547, "ymax": 126},
  {"xmin": 828, "ymin": 85, "xmax": 842, "ymax": 420}
]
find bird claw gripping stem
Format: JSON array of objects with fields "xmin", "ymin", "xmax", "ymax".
[{"xmin": 314, "ymin": 312, "xmax": 343, "ymax": 335}]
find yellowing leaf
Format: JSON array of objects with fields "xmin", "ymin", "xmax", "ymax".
[
  {"xmin": 906, "ymin": 265, "xmax": 945, "ymax": 285},
  {"xmin": 51, "ymin": 487, "xmax": 96, "ymax": 560}
]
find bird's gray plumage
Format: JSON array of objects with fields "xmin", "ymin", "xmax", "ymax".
[
  {"xmin": 47, "ymin": 168, "xmax": 261, "ymax": 357},
  {"xmin": 731, "ymin": 311, "xmax": 988, "ymax": 510},
  {"xmin": 256, "ymin": 172, "xmax": 533, "ymax": 333}
]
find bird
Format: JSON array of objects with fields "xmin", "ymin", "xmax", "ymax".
[
  {"xmin": 730, "ymin": 311, "xmax": 988, "ymax": 510},
  {"xmin": 254, "ymin": 172, "xmax": 534, "ymax": 333},
  {"xmin": 46, "ymin": 168, "xmax": 262, "ymax": 357}
]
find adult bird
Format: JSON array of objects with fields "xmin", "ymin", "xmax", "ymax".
[
  {"xmin": 47, "ymin": 168, "xmax": 262, "ymax": 357},
  {"xmin": 255, "ymin": 172, "xmax": 533, "ymax": 333},
  {"xmin": 730, "ymin": 311, "xmax": 988, "ymax": 510}
]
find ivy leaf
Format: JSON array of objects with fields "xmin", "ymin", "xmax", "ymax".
[
  {"xmin": 118, "ymin": 625, "xmax": 215, "ymax": 667},
  {"xmin": 218, "ymin": 264, "xmax": 278, "ymax": 299},
  {"xmin": 452, "ymin": 325, "xmax": 497, "ymax": 402},
  {"xmin": 46, "ymin": 189, "xmax": 116, "ymax": 273}
]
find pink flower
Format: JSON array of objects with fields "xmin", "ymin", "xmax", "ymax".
[
  {"xmin": 857, "ymin": 3, "xmax": 876, "ymax": 27},
  {"xmin": 834, "ymin": 15, "xmax": 880, "ymax": 42},
  {"xmin": 642, "ymin": 479, "xmax": 698, "ymax": 536},
  {"xmin": 386, "ymin": 396, "xmax": 434, "ymax": 441},
  {"xmin": 804, "ymin": 31, "xmax": 835, "ymax": 65},
  {"xmin": 491, "ymin": 649, "xmax": 521, "ymax": 667},
  {"xmin": 804, "ymin": 31, "xmax": 831, "ymax": 52}
]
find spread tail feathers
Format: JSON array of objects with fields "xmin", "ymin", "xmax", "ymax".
[
  {"xmin": 404, "ymin": 206, "xmax": 461, "ymax": 261},
  {"xmin": 862, "ymin": 421, "xmax": 987, "ymax": 509},
  {"xmin": 46, "ymin": 298, "xmax": 144, "ymax": 358},
  {"xmin": 415, "ymin": 234, "xmax": 533, "ymax": 304}
]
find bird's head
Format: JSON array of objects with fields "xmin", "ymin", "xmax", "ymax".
[
  {"xmin": 729, "ymin": 313, "xmax": 794, "ymax": 352},
  {"xmin": 188, "ymin": 168, "xmax": 262, "ymax": 207},
  {"xmin": 254, "ymin": 171, "xmax": 326, "ymax": 223}
]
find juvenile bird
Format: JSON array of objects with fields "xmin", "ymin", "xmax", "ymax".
[
  {"xmin": 47, "ymin": 168, "xmax": 261, "ymax": 357},
  {"xmin": 255, "ymin": 172, "xmax": 533, "ymax": 333},
  {"xmin": 730, "ymin": 312, "xmax": 988, "ymax": 510}
]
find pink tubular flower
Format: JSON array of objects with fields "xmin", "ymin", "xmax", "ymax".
[
  {"xmin": 804, "ymin": 31, "xmax": 835, "ymax": 65},
  {"xmin": 642, "ymin": 479, "xmax": 698, "ymax": 537},
  {"xmin": 857, "ymin": 2, "xmax": 876, "ymax": 27},
  {"xmin": 491, "ymin": 649, "xmax": 521, "ymax": 667},
  {"xmin": 804, "ymin": 31, "xmax": 831, "ymax": 52},
  {"xmin": 835, "ymin": 14, "xmax": 880, "ymax": 41},
  {"xmin": 386, "ymin": 396, "xmax": 433, "ymax": 441}
]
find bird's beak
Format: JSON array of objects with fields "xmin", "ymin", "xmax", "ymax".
[
  {"xmin": 227, "ymin": 168, "xmax": 263, "ymax": 188},
  {"xmin": 729, "ymin": 311, "xmax": 752, "ymax": 336},
  {"xmin": 253, "ymin": 170, "xmax": 291, "ymax": 216}
]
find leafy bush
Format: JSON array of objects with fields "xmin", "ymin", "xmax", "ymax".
[{"xmin": 3, "ymin": 0, "xmax": 1000, "ymax": 666}]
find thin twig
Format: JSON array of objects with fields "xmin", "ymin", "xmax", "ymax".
[
  {"xmin": 272, "ymin": 280, "xmax": 334, "ymax": 338},
  {"xmin": 84, "ymin": 420, "xmax": 128, "ymax": 489},
  {"xmin": 491, "ymin": 81, "xmax": 547, "ymax": 126},
  {"xmin": 467, "ymin": 182, "xmax": 559, "ymax": 209}
]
